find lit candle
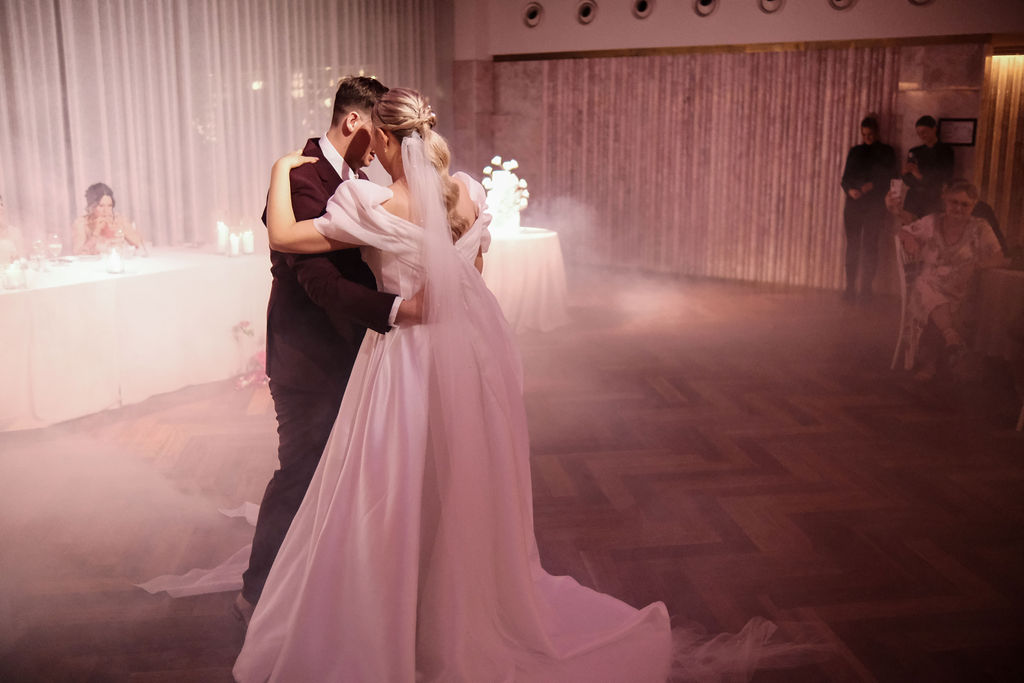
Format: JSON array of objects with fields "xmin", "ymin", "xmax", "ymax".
[
  {"xmin": 106, "ymin": 249, "xmax": 124, "ymax": 274},
  {"xmin": 3, "ymin": 262, "xmax": 20, "ymax": 289},
  {"xmin": 229, "ymin": 233, "xmax": 240, "ymax": 257},
  {"xmin": 241, "ymin": 229, "xmax": 255, "ymax": 254},
  {"xmin": 217, "ymin": 221, "xmax": 230, "ymax": 253}
]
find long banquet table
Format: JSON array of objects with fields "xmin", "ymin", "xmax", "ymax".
[{"xmin": 1, "ymin": 248, "xmax": 270, "ymax": 431}]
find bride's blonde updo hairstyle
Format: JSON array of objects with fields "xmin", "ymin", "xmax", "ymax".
[{"xmin": 372, "ymin": 88, "xmax": 468, "ymax": 241}]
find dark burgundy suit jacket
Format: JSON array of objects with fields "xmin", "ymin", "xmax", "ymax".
[{"xmin": 263, "ymin": 138, "xmax": 397, "ymax": 394}]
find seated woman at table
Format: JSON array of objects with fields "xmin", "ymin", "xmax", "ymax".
[
  {"xmin": 888, "ymin": 179, "xmax": 1009, "ymax": 378},
  {"xmin": 71, "ymin": 183, "xmax": 143, "ymax": 255},
  {"xmin": 0, "ymin": 193, "xmax": 24, "ymax": 264}
]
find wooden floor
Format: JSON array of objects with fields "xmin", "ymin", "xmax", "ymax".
[{"xmin": 1, "ymin": 266, "xmax": 1022, "ymax": 682}]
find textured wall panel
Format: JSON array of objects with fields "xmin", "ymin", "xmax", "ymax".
[{"xmin": 491, "ymin": 47, "xmax": 901, "ymax": 289}]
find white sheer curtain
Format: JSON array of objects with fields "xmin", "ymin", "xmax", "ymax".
[
  {"xmin": 0, "ymin": 1, "xmax": 72, "ymax": 238},
  {"xmin": 0, "ymin": 0, "xmax": 448, "ymax": 247}
]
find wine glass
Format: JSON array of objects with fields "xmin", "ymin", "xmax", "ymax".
[
  {"xmin": 30, "ymin": 239, "xmax": 46, "ymax": 270},
  {"xmin": 46, "ymin": 233, "xmax": 62, "ymax": 260}
]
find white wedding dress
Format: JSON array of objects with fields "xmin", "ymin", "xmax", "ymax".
[{"xmin": 232, "ymin": 167, "xmax": 674, "ymax": 682}]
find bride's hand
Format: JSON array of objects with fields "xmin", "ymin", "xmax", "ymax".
[{"xmin": 274, "ymin": 151, "xmax": 317, "ymax": 172}]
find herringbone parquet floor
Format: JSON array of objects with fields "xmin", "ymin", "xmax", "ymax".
[{"xmin": 1, "ymin": 266, "xmax": 1021, "ymax": 682}]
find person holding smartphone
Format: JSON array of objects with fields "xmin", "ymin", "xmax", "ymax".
[{"xmin": 902, "ymin": 115, "xmax": 955, "ymax": 219}]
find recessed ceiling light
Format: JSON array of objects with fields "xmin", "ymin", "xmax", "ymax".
[
  {"xmin": 694, "ymin": 0, "xmax": 717, "ymax": 18},
  {"xmin": 632, "ymin": 0, "xmax": 654, "ymax": 20},
  {"xmin": 523, "ymin": 2, "xmax": 544, "ymax": 28},
  {"xmin": 576, "ymin": 0, "xmax": 598, "ymax": 25}
]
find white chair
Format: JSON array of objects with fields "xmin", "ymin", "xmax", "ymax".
[{"xmin": 890, "ymin": 233, "xmax": 915, "ymax": 371}]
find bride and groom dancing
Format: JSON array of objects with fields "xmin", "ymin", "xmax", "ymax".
[{"xmin": 222, "ymin": 76, "xmax": 800, "ymax": 681}]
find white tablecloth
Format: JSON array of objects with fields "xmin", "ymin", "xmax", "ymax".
[
  {"xmin": 0, "ymin": 249, "xmax": 270, "ymax": 431},
  {"xmin": 482, "ymin": 227, "xmax": 568, "ymax": 333}
]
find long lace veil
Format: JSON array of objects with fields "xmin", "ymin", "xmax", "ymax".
[{"xmin": 403, "ymin": 133, "xmax": 553, "ymax": 674}]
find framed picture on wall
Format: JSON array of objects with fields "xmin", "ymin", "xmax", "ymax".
[{"xmin": 938, "ymin": 118, "xmax": 977, "ymax": 146}]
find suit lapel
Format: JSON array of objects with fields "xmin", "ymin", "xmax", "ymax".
[
  {"xmin": 315, "ymin": 155, "xmax": 342, "ymax": 194},
  {"xmin": 303, "ymin": 137, "xmax": 342, "ymax": 195}
]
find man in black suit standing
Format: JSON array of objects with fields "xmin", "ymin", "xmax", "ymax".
[
  {"xmin": 840, "ymin": 115, "xmax": 896, "ymax": 302},
  {"xmin": 236, "ymin": 76, "xmax": 416, "ymax": 624}
]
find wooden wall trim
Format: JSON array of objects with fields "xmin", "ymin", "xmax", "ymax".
[{"xmin": 494, "ymin": 33, "xmax": 997, "ymax": 63}]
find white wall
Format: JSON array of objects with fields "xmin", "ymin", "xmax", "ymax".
[{"xmin": 454, "ymin": 0, "xmax": 1024, "ymax": 60}]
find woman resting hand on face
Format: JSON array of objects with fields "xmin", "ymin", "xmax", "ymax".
[{"xmin": 71, "ymin": 182, "xmax": 143, "ymax": 255}]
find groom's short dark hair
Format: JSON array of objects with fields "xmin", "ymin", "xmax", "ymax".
[{"xmin": 332, "ymin": 76, "xmax": 388, "ymax": 126}]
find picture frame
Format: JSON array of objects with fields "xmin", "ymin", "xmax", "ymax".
[{"xmin": 938, "ymin": 118, "xmax": 977, "ymax": 146}]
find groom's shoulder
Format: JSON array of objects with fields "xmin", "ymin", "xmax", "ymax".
[
  {"xmin": 290, "ymin": 158, "xmax": 327, "ymax": 193},
  {"xmin": 287, "ymin": 166, "xmax": 323, "ymax": 206},
  {"xmin": 300, "ymin": 137, "xmax": 321, "ymax": 156},
  {"xmin": 290, "ymin": 139, "xmax": 323, "ymax": 177},
  {"xmin": 293, "ymin": 139, "xmax": 333, "ymax": 185}
]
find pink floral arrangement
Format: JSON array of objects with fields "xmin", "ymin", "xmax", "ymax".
[
  {"xmin": 236, "ymin": 349, "xmax": 268, "ymax": 389},
  {"xmin": 233, "ymin": 320, "xmax": 255, "ymax": 339},
  {"xmin": 233, "ymin": 320, "xmax": 267, "ymax": 389}
]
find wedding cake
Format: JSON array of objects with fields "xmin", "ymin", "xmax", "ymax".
[{"xmin": 481, "ymin": 156, "xmax": 529, "ymax": 236}]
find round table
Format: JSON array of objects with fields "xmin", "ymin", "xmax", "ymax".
[{"xmin": 482, "ymin": 227, "xmax": 568, "ymax": 333}]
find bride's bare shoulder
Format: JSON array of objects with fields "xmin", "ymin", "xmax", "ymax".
[{"xmin": 381, "ymin": 182, "xmax": 411, "ymax": 220}]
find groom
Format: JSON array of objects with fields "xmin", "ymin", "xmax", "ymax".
[{"xmin": 236, "ymin": 76, "xmax": 414, "ymax": 624}]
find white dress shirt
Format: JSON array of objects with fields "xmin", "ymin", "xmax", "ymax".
[{"xmin": 319, "ymin": 135, "xmax": 358, "ymax": 182}]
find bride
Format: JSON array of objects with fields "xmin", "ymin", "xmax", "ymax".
[{"xmin": 233, "ymin": 87, "xmax": 782, "ymax": 682}]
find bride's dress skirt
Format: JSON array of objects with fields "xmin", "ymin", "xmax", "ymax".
[{"xmin": 232, "ymin": 324, "xmax": 672, "ymax": 682}]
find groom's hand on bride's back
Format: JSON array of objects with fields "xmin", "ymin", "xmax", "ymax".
[{"xmin": 395, "ymin": 290, "xmax": 424, "ymax": 326}]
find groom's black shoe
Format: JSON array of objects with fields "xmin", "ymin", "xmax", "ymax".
[{"xmin": 233, "ymin": 593, "xmax": 255, "ymax": 631}]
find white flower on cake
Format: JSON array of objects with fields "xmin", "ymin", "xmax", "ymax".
[{"xmin": 481, "ymin": 156, "xmax": 528, "ymax": 235}]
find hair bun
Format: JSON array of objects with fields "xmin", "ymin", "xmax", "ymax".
[{"xmin": 422, "ymin": 107, "xmax": 437, "ymax": 129}]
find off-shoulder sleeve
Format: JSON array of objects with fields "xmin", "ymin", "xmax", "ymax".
[
  {"xmin": 313, "ymin": 179, "xmax": 413, "ymax": 253},
  {"xmin": 453, "ymin": 172, "xmax": 492, "ymax": 254}
]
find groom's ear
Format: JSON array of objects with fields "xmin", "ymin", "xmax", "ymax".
[{"xmin": 340, "ymin": 110, "xmax": 363, "ymax": 136}]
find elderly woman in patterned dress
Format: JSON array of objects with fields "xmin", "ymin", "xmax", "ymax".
[{"xmin": 889, "ymin": 179, "xmax": 1009, "ymax": 378}]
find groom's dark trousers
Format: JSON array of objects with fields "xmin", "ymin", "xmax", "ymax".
[{"xmin": 242, "ymin": 138, "xmax": 397, "ymax": 605}]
